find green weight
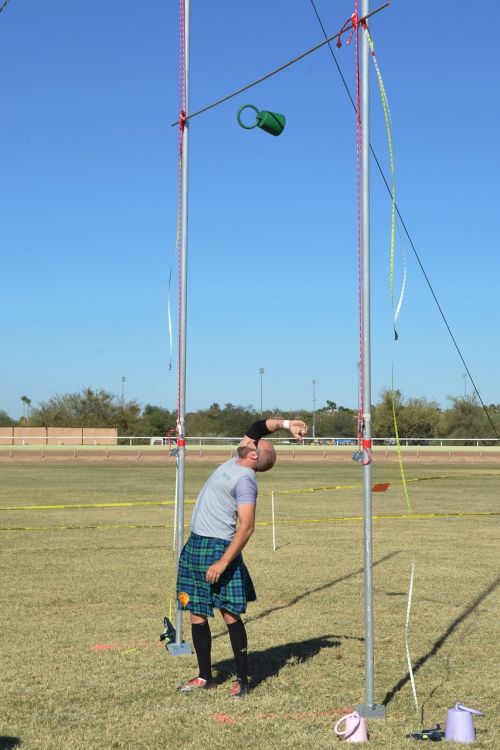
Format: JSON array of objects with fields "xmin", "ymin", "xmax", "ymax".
[
  {"xmin": 237, "ymin": 104, "xmax": 286, "ymax": 136},
  {"xmin": 256, "ymin": 109, "xmax": 286, "ymax": 136}
]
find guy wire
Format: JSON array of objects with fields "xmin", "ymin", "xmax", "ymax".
[{"xmin": 170, "ymin": 3, "xmax": 390, "ymax": 126}]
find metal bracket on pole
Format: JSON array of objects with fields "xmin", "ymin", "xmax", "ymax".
[
  {"xmin": 167, "ymin": 641, "xmax": 192, "ymax": 657},
  {"xmin": 161, "ymin": 615, "xmax": 192, "ymax": 657},
  {"xmin": 356, "ymin": 703, "xmax": 386, "ymax": 719}
]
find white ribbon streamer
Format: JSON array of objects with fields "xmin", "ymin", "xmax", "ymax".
[{"xmin": 405, "ymin": 558, "xmax": 419, "ymax": 716}]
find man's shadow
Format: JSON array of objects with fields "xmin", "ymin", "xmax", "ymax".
[
  {"xmin": 0, "ymin": 738, "xmax": 21, "ymax": 750},
  {"xmin": 212, "ymin": 550, "xmax": 400, "ymax": 641},
  {"xmin": 213, "ymin": 634, "xmax": 341, "ymax": 687}
]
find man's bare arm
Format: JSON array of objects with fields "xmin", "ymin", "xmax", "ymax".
[{"xmin": 264, "ymin": 418, "xmax": 308, "ymax": 439}]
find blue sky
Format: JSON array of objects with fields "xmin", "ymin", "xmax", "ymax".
[{"xmin": 1, "ymin": 1, "xmax": 498, "ymax": 420}]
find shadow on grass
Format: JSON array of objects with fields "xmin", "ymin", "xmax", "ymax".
[
  {"xmin": 213, "ymin": 634, "xmax": 341, "ymax": 687},
  {"xmin": 240, "ymin": 550, "xmax": 400, "ymax": 629},
  {"xmin": 0, "ymin": 738, "xmax": 22, "ymax": 750},
  {"xmin": 383, "ymin": 573, "xmax": 500, "ymax": 707}
]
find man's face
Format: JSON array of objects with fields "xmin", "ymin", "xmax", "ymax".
[{"xmin": 255, "ymin": 439, "xmax": 276, "ymax": 472}]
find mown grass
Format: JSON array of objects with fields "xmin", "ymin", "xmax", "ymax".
[{"xmin": 1, "ymin": 461, "xmax": 499, "ymax": 749}]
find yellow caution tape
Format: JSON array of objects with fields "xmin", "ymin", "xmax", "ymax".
[
  {"xmin": 1, "ymin": 511, "xmax": 498, "ymax": 532},
  {"xmin": 1, "ymin": 471, "xmax": 498, "ymax": 511},
  {"xmin": 0, "ymin": 499, "xmax": 195, "ymax": 511}
]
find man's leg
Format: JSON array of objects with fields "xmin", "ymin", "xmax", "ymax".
[
  {"xmin": 221, "ymin": 609, "xmax": 249, "ymax": 695},
  {"xmin": 190, "ymin": 612, "xmax": 213, "ymax": 682}
]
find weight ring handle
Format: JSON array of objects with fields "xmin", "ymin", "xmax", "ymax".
[
  {"xmin": 334, "ymin": 712, "xmax": 360, "ymax": 738},
  {"xmin": 237, "ymin": 104, "xmax": 260, "ymax": 129},
  {"xmin": 456, "ymin": 704, "xmax": 485, "ymax": 716}
]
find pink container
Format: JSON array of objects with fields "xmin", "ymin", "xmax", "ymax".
[{"xmin": 334, "ymin": 711, "xmax": 369, "ymax": 743}]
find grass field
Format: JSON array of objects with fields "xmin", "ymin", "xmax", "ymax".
[{"xmin": 1, "ymin": 460, "xmax": 499, "ymax": 749}]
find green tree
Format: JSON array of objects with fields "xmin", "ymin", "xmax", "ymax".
[
  {"xmin": 20, "ymin": 395, "xmax": 31, "ymax": 420},
  {"xmin": 29, "ymin": 387, "xmax": 141, "ymax": 432},
  {"xmin": 441, "ymin": 395, "xmax": 489, "ymax": 439},
  {"xmin": 372, "ymin": 389, "xmax": 403, "ymax": 438},
  {"xmin": 0, "ymin": 410, "xmax": 15, "ymax": 426},
  {"xmin": 138, "ymin": 405, "xmax": 177, "ymax": 436},
  {"xmin": 318, "ymin": 400, "xmax": 337, "ymax": 414},
  {"xmin": 372, "ymin": 390, "xmax": 441, "ymax": 439},
  {"xmin": 396, "ymin": 397, "xmax": 441, "ymax": 438},
  {"xmin": 315, "ymin": 407, "xmax": 356, "ymax": 437}
]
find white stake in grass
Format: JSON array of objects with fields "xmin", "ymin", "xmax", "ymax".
[{"xmin": 271, "ymin": 490, "xmax": 276, "ymax": 551}]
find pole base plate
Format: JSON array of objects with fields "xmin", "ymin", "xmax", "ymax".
[
  {"xmin": 167, "ymin": 642, "xmax": 192, "ymax": 656},
  {"xmin": 356, "ymin": 703, "xmax": 385, "ymax": 719}
]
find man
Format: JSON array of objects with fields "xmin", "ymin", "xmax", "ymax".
[{"xmin": 177, "ymin": 417, "xmax": 308, "ymax": 697}]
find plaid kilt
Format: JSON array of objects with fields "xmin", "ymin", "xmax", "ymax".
[{"xmin": 176, "ymin": 532, "xmax": 257, "ymax": 617}]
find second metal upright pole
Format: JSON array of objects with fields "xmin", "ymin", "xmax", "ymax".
[
  {"xmin": 356, "ymin": 0, "xmax": 384, "ymax": 718},
  {"xmin": 169, "ymin": 0, "xmax": 192, "ymax": 657}
]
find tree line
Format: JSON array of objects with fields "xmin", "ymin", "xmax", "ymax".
[{"xmin": 1, "ymin": 387, "xmax": 499, "ymax": 440}]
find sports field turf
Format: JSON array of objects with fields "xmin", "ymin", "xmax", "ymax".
[{"xmin": 1, "ymin": 461, "xmax": 498, "ymax": 749}]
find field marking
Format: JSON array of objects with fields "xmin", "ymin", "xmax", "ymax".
[
  {"xmin": 1, "ymin": 510, "xmax": 498, "ymax": 532},
  {"xmin": 213, "ymin": 707, "xmax": 353, "ymax": 724},
  {"xmin": 2, "ymin": 471, "xmax": 499, "ymax": 512},
  {"xmin": 0, "ymin": 499, "xmax": 195, "ymax": 511},
  {"xmin": 276, "ymin": 471, "xmax": 500, "ymax": 495}
]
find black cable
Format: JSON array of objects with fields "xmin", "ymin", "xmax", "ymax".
[
  {"xmin": 171, "ymin": 2, "xmax": 389, "ymax": 126},
  {"xmin": 0, "ymin": 0, "xmax": 12, "ymax": 14},
  {"xmin": 309, "ymin": 0, "xmax": 499, "ymax": 441}
]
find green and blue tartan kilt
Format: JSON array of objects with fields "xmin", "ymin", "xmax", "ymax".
[{"xmin": 176, "ymin": 532, "xmax": 257, "ymax": 617}]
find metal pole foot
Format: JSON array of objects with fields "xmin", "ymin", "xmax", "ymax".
[
  {"xmin": 356, "ymin": 703, "xmax": 386, "ymax": 719},
  {"xmin": 167, "ymin": 642, "xmax": 192, "ymax": 656}
]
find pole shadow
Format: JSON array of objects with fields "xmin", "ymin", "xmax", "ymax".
[
  {"xmin": 213, "ymin": 634, "xmax": 341, "ymax": 688},
  {"xmin": 242, "ymin": 550, "xmax": 400, "ymax": 628},
  {"xmin": 0, "ymin": 739, "xmax": 22, "ymax": 750},
  {"xmin": 382, "ymin": 573, "xmax": 500, "ymax": 707}
]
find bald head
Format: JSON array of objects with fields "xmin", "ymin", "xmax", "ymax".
[{"xmin": 255, "ymin": 438, "xmax": 276, "ymax": 472}]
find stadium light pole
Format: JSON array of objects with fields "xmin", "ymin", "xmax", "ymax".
[
  {"xmin": 121, "ymin": 376, "xmax": 126, "ymax": 407},
  {"xmin": 312, "ymin": 379, "xmax": 317, "ymax": 439},
  {"xmin": 259, "ymin": 368, "xmax": 265, "ymax": 416},
  {"xmin": 461, "ymin": 372, "xmax": 467, "ymax": 397},
  {"xmin": 356, "ymin": 0, "xmax": 384, "ymax": 720}
]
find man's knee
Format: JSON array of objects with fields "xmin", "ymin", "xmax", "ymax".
[
  {"xmin": 220, "ymin": 609, "xmax": 240, "ymax": 625},
  {"xmin": 190, "ymin": 612, "xmax": 208, "ymax": 625}
]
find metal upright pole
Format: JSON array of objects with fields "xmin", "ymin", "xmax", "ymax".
[
  {"xmin": 312, "ymin": 380, "xmax": 317, "ymax": 439},
  {"xmin": 169, "ymin": 0, "xmax": 192, "ymax": 656},
  {"xmin": 259, "ymin": 368, "xmax": 265, "ymax": 416},
  {"xmin": 357, "ymin": 0, "xmax": 384, "ymax": 717}
]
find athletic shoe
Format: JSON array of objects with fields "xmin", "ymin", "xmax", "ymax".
[
  {"xmin": 230, "ymin": 678, "xmax": 250, "ymax": 698},
  {"xmin": 179, "ymin": 676, "xmax": 217, "ymax": 692}
]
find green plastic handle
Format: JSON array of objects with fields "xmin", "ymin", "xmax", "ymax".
[{"xmin": 237, "ymin": 104, "xmax": 260, "ymax": 130}]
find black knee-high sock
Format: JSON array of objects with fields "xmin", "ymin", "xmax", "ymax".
[
  {"xmin": 227, "ymin": 619, "xmax": 248, "ymax": 683},
  {"xmin": 191, "ymin": 621, "xmax": 212, "ymax": 681}
]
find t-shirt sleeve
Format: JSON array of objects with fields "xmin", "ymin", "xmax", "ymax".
[
  {"xmin": 235, "ymin": 475, "xmax": 258, "ymax": 505},
  {"xmin": 244, "ymin": 420, "xmax": 270, "ymax": 442}
]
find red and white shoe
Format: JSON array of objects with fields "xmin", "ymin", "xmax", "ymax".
[
  {"xmin": 230, "ymin": 678, "xmax": 250, "ymax": 697},
  {"xmin": 179, "ymin": 676, "xmax": 217, "ymax": 692}
]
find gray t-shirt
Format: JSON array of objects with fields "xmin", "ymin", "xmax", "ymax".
[{"xmin": 190, "ymin": 458, "xmax": 257, "ymax": 541}]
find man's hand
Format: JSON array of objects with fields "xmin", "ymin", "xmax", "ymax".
[
  {"xmin": 289, "ymin": 420, "xmax": 308, "ymax": 440},
  {"xmin": 206, "ymin": 559, "xmax": 227, "ymax": 584}
]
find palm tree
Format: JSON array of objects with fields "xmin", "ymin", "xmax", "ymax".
[{"xmin": 20, "ymin": 395, "xmax": 31, "ymax": 420}]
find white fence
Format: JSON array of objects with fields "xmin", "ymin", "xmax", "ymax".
[
  {"xmin": 1, "ymin": 435, "xmax": 498, "ymax": 448},
  {"xmin": 124, "ymin": 436, "xmax": 499, "ymax": 448}
]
